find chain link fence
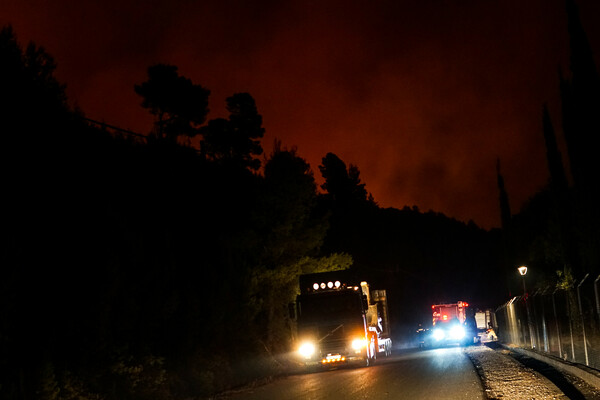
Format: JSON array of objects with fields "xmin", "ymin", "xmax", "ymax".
[{"xmin": 495, "ymin": 273, "xmax": 600, "ymax": 368}]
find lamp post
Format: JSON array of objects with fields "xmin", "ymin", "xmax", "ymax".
[
  {"xmin": 518, "ymin": 265, "xmax": 535, "ymax": 348},
  {"xmin": 518, "ymin": 265, "xmax": 528, "ymax": 296}
]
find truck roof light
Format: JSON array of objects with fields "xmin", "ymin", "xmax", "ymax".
[
  {"xmin": 327, "ymin": 281, "xmax": 334, "ymax": 288},
  {"xmin": 320, "ymin": 282, "xmax": 326, "ymax": 289},
  {"xmin": 313, "ymin": 283, "xmax": 319, "ymax": 290},
  {"xmin": 334, "ymin": 281, "xmax": 341, "ymax": 288}
]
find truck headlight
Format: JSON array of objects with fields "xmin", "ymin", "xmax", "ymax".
[
  {"xmin": 351, "ymin": 338, "xmax": 368, "ymax": 351},
  {"xmin": 450, "ymin": 325, "xmax": 465, "ymax": 340},
  {"xmin": 432, "ymin": 328, "xmax": 445, "ymax": 341},
  {"xmin": 298, "ymin": 341, "xmax": 316, "ymax": 358}
]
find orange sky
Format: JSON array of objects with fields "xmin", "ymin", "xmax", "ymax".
[{"xmin": 2, "ymin": 0, "xmax": 600, "ymax": 229}]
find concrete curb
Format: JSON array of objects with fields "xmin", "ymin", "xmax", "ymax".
[{"xmin": 498, "ymin": 342, "xmax": 600, "ymax": 390}]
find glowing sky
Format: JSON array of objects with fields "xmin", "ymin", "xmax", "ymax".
[{"xmin": 2, "ymin": 0, "xmax": 600, "ymax": 229}]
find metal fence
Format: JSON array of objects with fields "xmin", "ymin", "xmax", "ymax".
[{"xmin": 495, "ymin": 274, "xmax": 600, "ymax": 368}]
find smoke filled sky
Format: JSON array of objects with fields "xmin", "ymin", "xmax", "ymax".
[{"xmin": 2, "ymin": 0, "xmax": 600, "ymax": 229}]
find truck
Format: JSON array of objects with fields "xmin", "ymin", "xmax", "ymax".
[
  {"xmin": 475, "ymin": 308, "xmax": 497, "ymax": 342},
  {"xmin": 293, "ymin": 270, "xmax": 392, "ymax": 368},
  {"xmin": 475, "ymin": 309, "xmax": 493, "ymax": 330},
  {"xmin": 421, "ymin": 301, "xmax": 478, "ymax": 347}
]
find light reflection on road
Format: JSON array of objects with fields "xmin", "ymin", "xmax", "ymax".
[{"xmin": 227, "ymin": 346, "xmax": 484, "ymax": 399}]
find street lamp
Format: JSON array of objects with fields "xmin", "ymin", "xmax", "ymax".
[
  {"xmin": 518, "ymin": 265, "xmax": 535, "ymax": 348},
  {"xmin": 518, "ymin": 266, "xmax": 527, "ymax": 296}
]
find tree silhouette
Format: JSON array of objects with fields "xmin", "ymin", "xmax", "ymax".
[
  {"xmin": 134, "ymin": 64, "xmax": 210, "ymax": 141},
  {"xmin": 0, "ymin": 25, "xmax": 68, "ymax": 139},
  {"xmin": 201, "ymin": 93, "xmax": 264, "ymax": 170},
  {"xmin": 542, "ymin": 105, "xmax": 568, "ymax": 194},
  {"xmin": 503, "ymin": 0, "xmax": 600, "ymax": 282},
  {"xmin": 247, "ymin": 143, "xmax": 345, "ymax": 351},
  {"xmin": 557, "ymin": 0, "xmax": 600, "ymax": 274},
  {"xmin": 259, "ymin": 141, "xmax": 326, "ymax": 265},
  {"xmin": 561, "ymin": 0, "xmax": 600, "ymax": 196},
  {"xmin": 0, "ymin": 25, "xmax": 508, "ymax": 399},
  {"xmin": 496, "ymin": 159, "xmax": 512, "ymax": 231},
  {"xmin": 319, "ymin": 152, "xmax": 368, "ymax": 205}
]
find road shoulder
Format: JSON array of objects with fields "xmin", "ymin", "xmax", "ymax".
[{"xmin": 464, "ymin": 344, "xmax": 568, "ymax": 399}]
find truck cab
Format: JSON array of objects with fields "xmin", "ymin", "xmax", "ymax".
[{"xmin": 294, "ymin": 271, "xmax": 392, "ymax": 368}]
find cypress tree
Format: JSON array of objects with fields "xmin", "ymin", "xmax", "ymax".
[
  {"xmin": 497, "ymin": 159, "xmax": 514, "ymax": 294},
  {"xmin": 542, "ymin": 105, "xmax": 568, "ymax": 193},
  {"xmin": 559, "ymin": 0, "xmax": 600, "ymax": 273},
  {"xmin": 542, "ymin": 105, "xmax": 582, "ymax": 274},
  {"xmin": 561, "ymin": 0, "xmax": 600, "ymax": 196},
  {"xmin": 497, "ymin": 159, "xmax": 512, "ymax": 231}
]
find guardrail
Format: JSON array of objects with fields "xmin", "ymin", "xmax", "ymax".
[
  {"xmin": 82, "ymin": 117, "xmax": 148, "ymax": 143},
  {"xmin": 495, "ymin": 274, "xmax": 600, "ymax": 369}
]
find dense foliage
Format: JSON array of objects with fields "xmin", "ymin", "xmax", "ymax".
[{"xmin": 0, "ymin": 25, "xmax": 504, "ymax": 400}]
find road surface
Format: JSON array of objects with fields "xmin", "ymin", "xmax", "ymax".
[{"xmin": 225, "ymin": 346, "xmax": 484, "ymax": 399}]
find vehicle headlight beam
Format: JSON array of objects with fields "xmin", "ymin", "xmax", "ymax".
[
  {"xmin": 449, "ymin": 325, "xmax": 465, "ymax": 340},
  {"xmin": 432, "ymin": 328, "xmax": 445, "ymax": 341},
  {"xmin": 298, "ymin": 341, "xmax": 315, "ymax": 358},
  {"xmin": 351, "ymin": 338, "xmax": 368, "ymax": 351}
]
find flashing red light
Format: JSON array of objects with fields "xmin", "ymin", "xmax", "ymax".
[
  {"xmin": 431, "ymin": 305, "xmax": 435, "ymax": 309},
  {"xmin": 465, "ymin": 302, "xmax": 469, "ymax": 307}
]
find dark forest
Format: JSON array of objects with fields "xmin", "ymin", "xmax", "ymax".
[{"xmin": 2, "ymin": 1, "xmax": 600, "ymax": 396}]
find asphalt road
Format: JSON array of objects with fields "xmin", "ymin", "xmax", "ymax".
[{"xmin": 225, "ymin": 346, "xmax": 485, "ymax": 399}]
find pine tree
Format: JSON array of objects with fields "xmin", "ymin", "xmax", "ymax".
[
  {"xmin": 134, "ymin": 64, "xmax": 210, "ymax": 142},
  {"xmin": 319, "ymin": 152, "xmax": 368, "ymax": 205},
  {"xmin": 200, "ymin": 93, "xmax": 265, "ymax": 170}
]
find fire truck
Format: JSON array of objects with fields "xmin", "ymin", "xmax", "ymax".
[
  {"xmin": 421, "ymin": 301, "xmax": 478, "ymax": 347},
  {"xmin": 294, "ymin": 271, "xmax": 392, "ymax": 368}
]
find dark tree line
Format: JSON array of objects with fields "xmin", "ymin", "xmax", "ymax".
[
  {"xmin": 0, "ymin": 26, "xmax": 350, "ymax": 399},
  {"xmin": 1, "ymin": 24, "xmax": 505, "ymax": 400},
  {"xmin": 315, "ymin": 155, "xmax": 504, "ymax": 336},
  {"xmin": 499, "ymin": 0, "xmax": 600, "ymax": 294}
]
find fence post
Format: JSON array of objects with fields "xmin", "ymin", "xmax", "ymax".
[
  {"xmin": 540, "ymin": 287, "xmax": 549, "ymax": 352},
  {"xmin": 594, "ymin": 274, "xmax": 600, "ymax": 321},
  {"xmin": 525, "ymin": 294, "xmax": 535, "ymax": 349},
  {"xmin": 532, "ymin": 289, "xmax": 542, "ymax": 349},
  {"xmin": 568, "ymin": 288, "xmax": 576, "ymax": 362},
  {"xmin": 552, "ymin": 288, "xmax": 563, "ymax": 359},
  {"xmin": 577, "ymin": 273, "xmax": 590, "ymax": 366}
]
